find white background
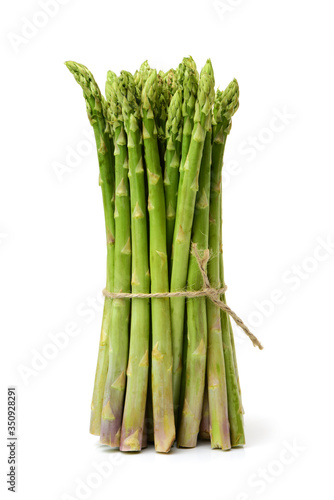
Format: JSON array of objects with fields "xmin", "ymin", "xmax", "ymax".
[{"xmin": 1, "ymin": 0, "xmax": 333, "ymax": 498}]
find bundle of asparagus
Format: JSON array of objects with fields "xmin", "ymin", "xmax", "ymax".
[{"xmin": 66, "ymin": 57, "xmax": 252, "ymax": 453}]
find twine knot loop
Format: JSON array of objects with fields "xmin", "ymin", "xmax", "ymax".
[{"xmin": 103, "ymin": 243, "xmax": 263, "ymax": 350}]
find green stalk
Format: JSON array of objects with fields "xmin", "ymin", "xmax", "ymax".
[
  {"xmin": 219, "ymin": 254, "xmax": 245, "ymax": 445},
  {"xmin": 134, "ymin": 61, "xmax": 151, "ymax": 102},
  {"xmin": 205, "ymin": 89, "xmax": 229, "ymax": 451},
  {"xmin": 206, "ymin": 80, "xmax": 240, "ymax": 450},
  {"xmin": 177, "ymin": 130, "xmax": 212, "ymax": 447},
  {"xmin": 215, "ymin": 80, "xmax": 245, "ymax": 446},
  {"xmin": 206, "ymin": 142, "xmax": 230, "ymax": 450},
  {"xmin": 156, "ymin": 73, "xmax": 169, "ymax": 169},
  {"xmin": 115, "ymin": 71, "xmax": 151, "ymax": 451},
  {"xmin": 99, "ymin": 74, "xmax": 132, "ymax": 447},
  {"xmin": 142, "ymin": 70, "xmax": 175, "ymax": 453},
  {"xmin": 177, "ymin": 57, "xmax": 199, "ymax": 185},
  {"xmin": 220, "ymin": 188, "xmax": 242, "ymax": 402},
  {"xmin": 170, "ymin": 60, "xmax": 215, "ymax": 426},
  {"xmin": 65, "ymin": 61, "xmax": 115, "ymax": 437},
  {"xmin": 163, "ymin": 68, "xmax": 178, "ymax": 102},
  {"xmin": 164, "ymin": 89, "xmax": 183, "ymax": 267}
]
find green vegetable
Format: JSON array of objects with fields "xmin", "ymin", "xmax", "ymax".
[
  {"xmin": 142, "ymin": 70, "xmax": 175, "ymax": 452},
  {"xmin": 65, "ymin": 61, "xmax": 115, "ymax": 437},
  {"xmin": 170, "ymin": 60, "xmax": 215, "ymax": 426},
  {"xmin": 215, "ymin": 80, "xmax": 245, "ymax": 446},
  {"xmin": 164, "ymin": 89, "xmax": 183, "ymax": 267},
  {"xmin": 177, "ymin": 130, "xmax": 212, "ymax": 447},
  {"xmin": 117, "ymin": 71, "xmax": 151, "ymax": 451},
  {"xmin": 100, "ymin": 73, "xmax": 132, "ymax": 447},
  {"xmin": 65, "ymin": 57, "xmax": 254, "ymax": 453},
  {"xmin": 177, "ymin": 56, "xmax": 199, "ymax": 185}
]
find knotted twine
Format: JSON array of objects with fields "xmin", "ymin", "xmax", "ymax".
[{"xmin": 103, "ymin": 243, "xmax": 263, "ymax": 350}]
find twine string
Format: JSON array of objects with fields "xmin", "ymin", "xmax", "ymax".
[{"xmin": 103, "ymin": 243, "xmax": 263, "ymax": 350}]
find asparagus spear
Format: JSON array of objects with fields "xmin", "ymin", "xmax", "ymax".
[
  {"xmin": 115, "ymin": 71, "xmax": 151, "ymax": 451},
  {"xmin": 134, "ymin": 61, "xmax": 151, "ymax": 101},
  {"xmin": 177, "ymin": 129, "xmax": 212, "ymax": 447},
  {"xmin": 156, "ymin": 73, "xmax": 169, "ymax": 169},
  {"xmin": 141, "ymin": 69, "xmax": 175, "ymax": 453},
  {"xmin": 133, "ymin": 62, "xmax": 156, "ymax": 447},
  {"xmin": 215, "ymin": 80, "xmax": 245, "ymax": 446},
  {"xmin": 207, "ymin": 189, "xmax": 230, "ymax": 447},
  {"xmin": 177, "ymin": 57, "xmax": 199, "ymax": 185},
  {"xmin": 163, "ymin": 68, "xmax": 178, "ymax": 102},
  {"xmin": 205, "ymin": 89, "xmax": 230, "ymax": 450},
  {"xmin": 217, "ymin": 86, "xmax": 243, "ymax": 406},
  {"xmin": 220, "ymin": 256, "xmax": 245, "ymax": 445},
  {"xmin": 205, "ymin": 81, "xmax": 240, "ymax": 450},
  {"xmin": 170, "ymin": 60, "xmax": 215, "ymax": 426},
  {"xmin": 99, "ymin": 74, "xmax": 132, "ymax": 447},
  {"xmin": 164, "ymin": 89, "xmax": 183, "ymax": 267},
  {"xmin": 65, "ymin": 61, "xmax": 115, "ymax": 436}
]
